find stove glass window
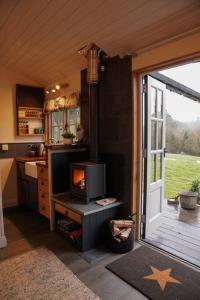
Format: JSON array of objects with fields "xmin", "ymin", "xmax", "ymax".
[{"xmin": 73, "ymin": 168, "xmax": 86, "ymax": 190}]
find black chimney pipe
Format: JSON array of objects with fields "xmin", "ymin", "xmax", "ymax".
[{"xmin": 89, "ymin": 84, "xmax": 99, "ymax": 162}]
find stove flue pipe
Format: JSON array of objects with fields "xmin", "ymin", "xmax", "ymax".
[{"xmin": 79, "ymin": 43, "xmax": 105, "ymax": 163}]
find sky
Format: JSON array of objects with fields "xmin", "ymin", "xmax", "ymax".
[{"xmin": 159, "ymin": 62, "xmax": 200, "ymax": 122}]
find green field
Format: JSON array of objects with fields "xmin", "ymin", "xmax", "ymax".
[{"xmin": 165, "ymin": 153, "xmax": 200, "ymax": 198}]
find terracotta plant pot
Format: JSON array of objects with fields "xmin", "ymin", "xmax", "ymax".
[
  {"xmin": 63, "ymin": 138, "xmax": 73, "ymax": 145},
  {"xmin": 179, "ymin": 191, "xmax": 197, "ymax": 209}
]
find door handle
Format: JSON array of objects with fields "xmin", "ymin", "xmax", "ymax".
[{"xmin": 164, "ymin": 148, "xmax": 168, "ymax": 157}]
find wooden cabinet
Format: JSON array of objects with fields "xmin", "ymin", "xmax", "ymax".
[
  {"xmin": 55, "ymin": 203, "xmax": 82, "ymax": 224},
  {"xmin": 37, "ymin": 165, "xmax": 50, "ymax": 219},
  {"xmin": 53, "ymin": 193, "xmax": 123, "ymax": 251},
  {"xmin": 16, "ymin": 84, "xmax": 45, "ymax": 136},
  {"xmin": 17, "ymin": 161, "xmax": 38, "ymax": 211}
]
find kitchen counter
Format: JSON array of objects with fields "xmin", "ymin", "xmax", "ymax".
[
  {"xmin": 36, "ymin": 161, "xmax": 47, "ymax": 167},
  {"xmin": 45, "ymin": 143, "xmax": 88, "ymax": 150},
  {"xmin": 15, "ymin": 156, "xmax": 46, "ymax": 163},
  {"xmin": 52, "ymin": 193, "xmax": 123, "ymax": 216}
]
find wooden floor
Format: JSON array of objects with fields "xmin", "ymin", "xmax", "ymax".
[
  {"xmin": 0, "ymin": 206, "xmax": 147, "ymax": 300},
  {"xmin": 148, "ymin": 201, "xmax": 200, "ymax": 268}
]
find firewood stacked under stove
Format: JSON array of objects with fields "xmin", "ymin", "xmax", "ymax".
[{"xmin": 110, "ymin": 220, "xmax": 133, "ymax": 242}]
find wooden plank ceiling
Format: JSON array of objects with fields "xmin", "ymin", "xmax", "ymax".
[{"xmin": 0, "ymin": 0, "xmax": 200, "ymax": 86}]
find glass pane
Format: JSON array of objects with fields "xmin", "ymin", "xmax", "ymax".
[
  {"xmin": 52, "ymin": 126, "xmax": 63, "ymax": 141},
  {"xmin": 59, "ymin": 127, "xmax": 64, "ymax": 141},
  {"xmin": 76, "ymin": 107, "xmax": 81, "ymax": 124},
  {"xmin": 52, "ymin": 111, "xmax": 64, "ymax": 126},
  {"xmin": 52, "ymin": 127, "xmax": 59, "ymax": 141},
  {"xmin": 151, "ymin": 87, "xmax": 156, "ymax": 117},
  {"xmin": 157, "ymin": 154, "xmax": 162, "ymax": 180},
  {"xmin": 68, "ymin": 125, "xmax": 76, "ymax": 136},
  {"xmin": 158, "ymin": 122, "xmax": 163, "ymax": 149},
  {"xmin": 151, "ymin": 120, "xmax": 157, "ymax": 150},
  {"xmin": 157, "ymin": 90, "xmax": 163, "ymax": 119},
  {"xmin": 67, "ymin": 109, "xmax": 76, "ymax": 125},
  {"xmin": 151, "ymin": 154, "xmax": 156, "ymax": 183}
]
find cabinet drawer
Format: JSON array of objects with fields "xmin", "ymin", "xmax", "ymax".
[
  {"xmin": 39, "ymin": 199, "xmax": 50, "ymax": 219},
  {"xmin": 38, "ymin": 190, "xmax": 49, "ymax": 205},
  {"xmin": 38, "ymin": 178, "xmax": 49, "ymax": 193},
  {"xmin": 37, "ymin": 165, "xmax": 48, "ymax": 180},
  {"xmin": 55, "ymin": 203, "xmax": 82, "ymax": 224}
]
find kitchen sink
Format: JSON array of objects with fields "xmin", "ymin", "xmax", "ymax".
[{"xmin": 25, "ymin": 161, "xmax": 46, "ymax": 178}]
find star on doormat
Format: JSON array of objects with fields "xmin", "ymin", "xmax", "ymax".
[{"xmin": 144, "ymin": 265, "xmax": 182, "ymax": 291}]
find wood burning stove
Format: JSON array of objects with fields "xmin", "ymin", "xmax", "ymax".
[
  {"xmin": 70, "ymin": 162, "xmax": 105, "ymax": 204},
  {"xmin": 70, "ymin": 44, "xmax": 107, "ymax": 204}
]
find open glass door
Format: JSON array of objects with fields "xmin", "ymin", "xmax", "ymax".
[{"xmin": 143, "ymin": 75, "xmax": 166, "ymax": 238}]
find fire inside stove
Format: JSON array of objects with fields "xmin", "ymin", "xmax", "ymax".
[{"xmin": 72, "ymin": 168, "xmax": 86, "ymax": 190}]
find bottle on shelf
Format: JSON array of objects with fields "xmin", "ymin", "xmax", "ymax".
[{"xmin": 26, "ymin": 121, "xmax": 29, "ymax": 134}]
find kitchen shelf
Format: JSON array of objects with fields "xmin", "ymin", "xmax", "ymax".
[
  {"xmin": 19, "ymin": 134, "xmax": 44, "ymax": 136},
  {"xmin": 18, "ymin": 117, "xmax": 44, "ymax": 120}
]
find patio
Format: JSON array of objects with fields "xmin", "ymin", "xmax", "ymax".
[{"xmin": 147, "ymin": 201, "xmax": 200, "ymax": 267}]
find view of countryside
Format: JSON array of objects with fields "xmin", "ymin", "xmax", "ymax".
[{"xmin": 162, "ymin": 63, "xmax": 200, "ymax": 201}]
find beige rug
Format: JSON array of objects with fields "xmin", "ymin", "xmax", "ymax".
[{"xmin": 0, "ymin": 247, "xmax": 100, "ymax": 300}]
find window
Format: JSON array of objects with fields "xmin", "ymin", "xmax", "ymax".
[
  {"xmin": 67, "ymin": 107, "xmax": 80, "ymax": 136},
  {"xmin": 51, "ymin": 107, "xmax": 80, "ymax": 142},
  {"xmin": 51, "ymin": 111, "xmax": 65, "ymax": 142}
]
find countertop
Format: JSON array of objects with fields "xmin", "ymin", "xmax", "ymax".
[
  {"xmin": 45, "ymin": 143, "xmax": 88, "ymax": 150},
  {"xmin": 36, "ymin": 161, "xmax": 47, "ymax": 167},
  {"xmin": 15, "ymin": 156, "xmax": 46, "ymax": 163}
]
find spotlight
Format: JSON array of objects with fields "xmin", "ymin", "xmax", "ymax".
[
  {"xmin": 55, "ymin": 84, "xmax": 60, "ymax": 90},
  {"xmin": 51, "ymin": 89, "xmax": 56, "ymax": 93},
  {"xmin": 46, "ymin": 90, "xmax": 50, "ymax": 94}
]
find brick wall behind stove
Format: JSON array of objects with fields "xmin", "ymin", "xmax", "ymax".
[{"xmin": 81, "ymin": 56, "xmax": 133, "ymax": 215}]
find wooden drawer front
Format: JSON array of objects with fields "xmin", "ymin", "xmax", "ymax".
[
  {"xmin": 37, "ymin": 166, "xmax": 48, "ymax": 180},
  {"xmin": 38, "ymin": 178, "xmax": 49, "ymax": 193},
  {"xmin": 39, "ymin": 199, "xmax": 50, "ymax": 219},
  {"xmin": 38, "ymin": 191, "xmax": 49, "ymax": 206},
  {"xmin": 55, "ymin": 203, "xmax": 82, "ymax": 224}
]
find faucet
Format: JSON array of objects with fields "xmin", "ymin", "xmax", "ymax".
[{"xmin": 46, "ymin": 138, "xmax": 57, "ymax": 145}]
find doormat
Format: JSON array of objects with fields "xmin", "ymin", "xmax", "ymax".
[{"xmin": 106, "ymin": 245, "xmax": 200, "ymax": 300}]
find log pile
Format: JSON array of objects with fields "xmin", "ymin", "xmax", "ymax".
[{"xmin": 111, "ymin": 220, "xmax": 133, "ymax": 242}]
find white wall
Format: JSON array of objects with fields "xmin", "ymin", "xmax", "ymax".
[
  {"xmin": 0, "ymin": 65, "xmax": 44, "ymax": 207},
  {"xmin": 0, "ymin": 65, "xmax": 81, "ymax": 207},
  {"xmin": 0, "ymin": 65, "xmax": 44, "ymax": 143},
  {"xmin": 45, "ymin": 71, "xmax": 81, "ymax": 101},
  {"xmin": 0, "ymin": 175, "xmax": 7, "ymax": 248}
]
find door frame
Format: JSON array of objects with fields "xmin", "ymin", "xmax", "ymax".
[{"xmin": 132, "ymin": 54, "xmax": 200, "ymax": 240}]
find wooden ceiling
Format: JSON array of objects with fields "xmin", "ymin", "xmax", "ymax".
[{"xmin": 0, "ymin": 0, "xmax": 200, "ymax": 86}]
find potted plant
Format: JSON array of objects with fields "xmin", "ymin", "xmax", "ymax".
[
  {"xmin": 179, "ymin": 191, "xmax": 197, "ymax": 209},
  {"xmin": 62, "ymin": 131, "xmax": 75, "ymax": 145},
  {"xmin": 190, "ymin": 179, "xmax": 200, "ymax": 205},
  {"xmin": 178, "ymin": 180, "xmax": 200, "ymax": 210}
]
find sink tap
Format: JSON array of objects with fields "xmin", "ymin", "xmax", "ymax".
[{"xmin": 47, "ymin": 138, "xmax": 57, "ymax": 145}]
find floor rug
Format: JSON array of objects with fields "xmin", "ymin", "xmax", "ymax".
[
  {"xmin": 107, "ymin": 245, "xmax": 200, "ymax": 300},
  {"xmin": 0, "ymin": 247, "xmax": 100, "ymax": 300}
]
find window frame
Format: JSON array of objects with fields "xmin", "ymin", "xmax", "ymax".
[
  {"xmin": 49, "ymin": 107, "xmax": 80, "ymax": 142},
  {"xmin": 50, "ymin": 110, "xmax": 66, "ymax": 142}
]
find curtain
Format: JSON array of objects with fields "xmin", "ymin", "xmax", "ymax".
[{"xmin": 44, "ymin": 92, "xmax": 80, "ymax": 113}]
